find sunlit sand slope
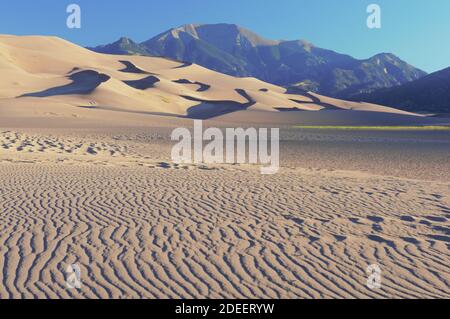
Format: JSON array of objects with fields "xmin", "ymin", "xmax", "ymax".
[{"xmin": 1, "ymin": 35, "xmax": 443, "ymax": 126}]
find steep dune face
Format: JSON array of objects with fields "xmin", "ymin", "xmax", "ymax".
[{"xmin": 0, "ymin": 34, "xmax": 437, "ymax": 126}]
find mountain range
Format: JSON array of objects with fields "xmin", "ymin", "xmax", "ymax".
[
  {"xmin": 351, "ymin": 67, "xmax": 450, "ymax": 114},
  {"xmin": 89, "ymin": 23, "xmax": 427, "ymax": 100}
]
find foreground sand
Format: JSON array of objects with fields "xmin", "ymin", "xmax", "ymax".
[{"xmin": 0, "ymin": 127, "xmax": 449, "ymax": 299}]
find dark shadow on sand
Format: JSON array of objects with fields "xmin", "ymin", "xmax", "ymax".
[
  {"xmin": 21, "ymin": 70, "xmax": 110, "ymax": 97},
  {"xmin": 173, "ymin": 79, "xmax": 211, "ymax": 92},
  {"xmin": 182, "ymin": 89, "xmax": 255, "ymax": 119},
  {"xmin": 283, "ymin": 87, "xmax": 341, "ymax": 110},
  {"xmin": 123, "ymin": 76, "xmax": 160, "ymax": 90},
  {"xmin": 275, "ymin": 107, "xmax": 308, "ymax": 112},
  {"xmin": 118, "ymin": 60, "xmax": 151, "ymax": 74},
  {"xmin": 172, "ymin": 61, "xmax": 193, "ymax": 69},
  {"xmin": 289, "ymin": 92, "xmax": 340, "ymax": 111}
]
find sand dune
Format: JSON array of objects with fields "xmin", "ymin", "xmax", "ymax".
[{"xmin": 1, "ymin": 34, "xmax": 444, "ymax": 125}]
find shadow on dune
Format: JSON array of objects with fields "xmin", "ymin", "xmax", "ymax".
[
  {"xmin": 173, "ymin": 79, "xmax": 211, "ymax": 92},
  {"xmin": 118, "ymin": 60, "xmax": 151, "ymax": 74},
  {"xmin": 21, "ymin": 70, "xmax": 110, "ymax": 97},
  {"xmin": 172, "ymin": 61, "xmax": 193, "ymax": 69},
  {"xmin": 275, "ymin": 107, "xmax": 308, "ymax": 112},
  {"xmin": 289, "ymin": 98, "xmax": 341, "ymax": 110},
  {"xmin": 183, "ymin": 89, "xmax": 255, "ymax": 119},
  {"xmin": 283, "ymin": 89, "xmax": 341, "ymax": 110},
  {"xmin": 78, "ymin": 105, "xmax": 97, "ymax": 109},
  {"xmin": 67, "ymin": 67, "xmax": 81, "ymax": 74},
  {"xmin": 123, "ymin": 75, "xmax": 160, "ymax": 90}
]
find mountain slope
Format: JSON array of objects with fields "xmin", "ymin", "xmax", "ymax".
[
  {"xmin": 88, "ymin": 37, "xmax": 150, "ymax": 56},
  {"xmin": 89, "ymin": 23, "xmax": 427, "ymax": 99},
  {"xmin": 352, "ymin": 67, "xmax": 450, "ymax": 114}
]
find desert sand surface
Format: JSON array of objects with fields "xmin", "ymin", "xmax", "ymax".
[
  {"xmin": 0, "ymin": 35, "xmax": 449, "ymax": 299},
  {"xmin": 0, "ymin": 125, "xmax": 449, "ymax": 299}
]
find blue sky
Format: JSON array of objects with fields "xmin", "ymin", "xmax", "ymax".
[{"xmin": 0, "ymin": 0, "xmax": 449, "ymax": 73}]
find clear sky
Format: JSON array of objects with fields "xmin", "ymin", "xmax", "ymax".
[{"xmin": 0, "ymin": 0, "xmax": 449, "ymax": 73}]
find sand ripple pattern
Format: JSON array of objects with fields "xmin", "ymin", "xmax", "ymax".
[
  {"xmin": 1, "ymin": 131, "xmax": 129, "ymax": 157},
  {"xmin": 0, "ymin": 161, "xmax": 449, "ymax": 299}
]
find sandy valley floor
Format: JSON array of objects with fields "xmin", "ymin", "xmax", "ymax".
[{"xmin": 0, "ymin": 126, "xmax": 449, "ymax": 299}]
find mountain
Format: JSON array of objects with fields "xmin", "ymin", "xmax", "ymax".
[
  {"xmin": 88, "ymin": 37, "xmax": 150, "ymax": 56},
  {"xmin": 89, "ymin": 24, "xmax": 427, "ymax": 98},
  {"xmin": 352, "ymin": 67, "xmax": 450, "ymax": 114}
]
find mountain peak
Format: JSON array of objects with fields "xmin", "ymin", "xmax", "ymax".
[
  {"xmin": 116, "ymin": 37, "xmax": 134, "ymax": 45},
  {"xmin": 170, "ymin": 23, "xmax": 201, "ymax": 38},
  {"xmin": 159, "ymin": 23, "xmax": 279, "ymax": 47},
  {"xmin": 369, "ymin": 52, "xmax": 401, "ymax": 62},
  {"xmin": 89, "ymin": 36, "xmax": 149, "ymax": 56}
]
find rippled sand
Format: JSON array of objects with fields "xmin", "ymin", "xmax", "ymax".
[{"xmin": 0, "ymin": 128, "xmax": 449, "ymax": 299}]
